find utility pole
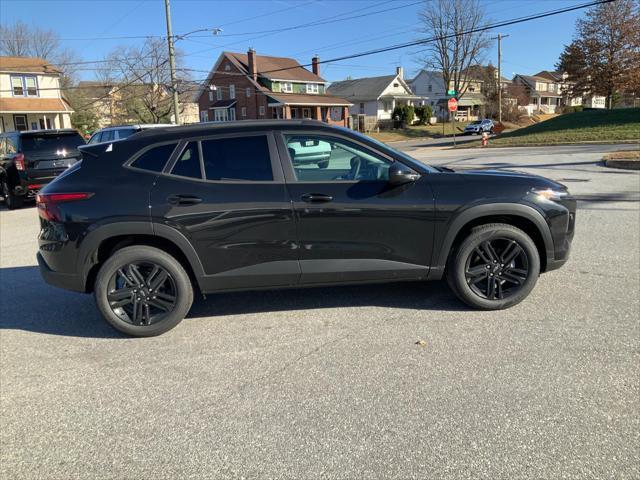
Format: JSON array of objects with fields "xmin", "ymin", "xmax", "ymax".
[
  {"xmin": 492, "ymin": 33, "xmax": 509, "ymax": 123},
  {"xmin": 164, "ymin": 0, "xmax": 181, "ymax": 125}
]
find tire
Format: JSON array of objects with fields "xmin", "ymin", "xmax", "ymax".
[
  {"xmin": 2, "ymin": 179, "xmax": 23, "ymax": 210},
  {"xmin": 94, "ymin": 246, "xmax": 194, "ymax": 337},
  {"xmin": 446, "ymin": 223, "xmax": 540, "ymax": 310},
  {"xmin": 317, "ymin": 160, "xmax": 329, "ymax": 169}
]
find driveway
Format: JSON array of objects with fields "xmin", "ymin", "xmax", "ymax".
[{"xmin": 1, "ymin": 143, "xmax": 638, "ymax": 479}]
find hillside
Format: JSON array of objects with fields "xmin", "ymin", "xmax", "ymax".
[{"xmin": 490, "ymin": 108, "xmax": 640, "ymax": 146}]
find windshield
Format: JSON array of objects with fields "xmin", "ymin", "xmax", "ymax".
[
  {"xmin": 21, "ymin": 133, "xmax": 85, "ymax": 153},
  {"xmin": 470, "ymin": 121, "xmax": 482, "ymax": 125}
]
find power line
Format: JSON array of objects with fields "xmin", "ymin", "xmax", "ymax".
[{"xmin": 1, "ymin": 0, "xmax": 613, "ymax": 98}]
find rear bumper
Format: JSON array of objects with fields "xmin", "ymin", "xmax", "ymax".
[{"xmin": 37, "ymin": 252, "xmax": 85, "ymax": 293}]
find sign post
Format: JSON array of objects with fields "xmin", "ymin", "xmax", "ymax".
[{"xmin": 448, "ymin": 97, "xmax": 458, "ymax": 146}]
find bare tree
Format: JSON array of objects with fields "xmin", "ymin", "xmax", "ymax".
[
  {"xmin": 0, "ymin": 20, "xmax": 79, "ymax": 86},
  {"xmin": 417, "ymin": 0, "xmax": 490, "ymax": 102},
  {"xmin": 103, "ymin": 38, "xmax": 188, "ymax": 124}
]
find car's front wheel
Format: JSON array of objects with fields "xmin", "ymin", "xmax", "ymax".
[
  {"xmin": 446, "ymin": 223, "xmax": 540, "ymax": 310},
  {"xmin": 94, "ymin": 246, "xmax": 194, "ymax": 336}
]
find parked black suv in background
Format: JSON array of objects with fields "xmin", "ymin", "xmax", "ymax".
[
  {"xmin": 0, "ymin": 129, "xmax": 86, "ymax": 209},
  {"xmin": 37, "ymin": 120, "xmax": 576, "ymax": 336}
]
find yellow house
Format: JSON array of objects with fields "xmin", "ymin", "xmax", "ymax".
[{"xmin": 0, "ymin": 56, "xmax": 73, "ymax": 132}]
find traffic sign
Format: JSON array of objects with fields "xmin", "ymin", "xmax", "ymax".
[{"xmin": 448, "ymin": 98, "xmax": 458, "ymax": 112}]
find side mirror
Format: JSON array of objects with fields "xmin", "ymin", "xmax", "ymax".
[{"xmin": 388, "ymin": 162, "xmax": 420, "ymax": 185}]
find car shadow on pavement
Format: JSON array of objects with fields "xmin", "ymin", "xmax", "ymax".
[
  {"xmin": 0, "ymin": 266, "xmax": 126, "ymax": 338},
  {"xmin": 0, "ymin": 266, "xmax": 467, "ymax": 337},
  {"xmin": 188, "ymin": 280, "xmax": 469, "ymax": 319}
]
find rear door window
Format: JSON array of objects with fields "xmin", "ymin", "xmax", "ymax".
[
  {"xmin": 131, "ymin": 143, "xmax": 177, "ymax": 173},
  {"xmin": 201, "ymin": 135, "xmax": 273, "ymax": 181},
  {"xmin": 170, "ymin": 142, "xmax": 202, "ymax": 179},
  {"xmin": 116, "ymin": 129, "xmax": 135, "ymax": 140}
]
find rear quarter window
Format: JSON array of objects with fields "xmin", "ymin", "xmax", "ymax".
[{"xmin": 131, "ymin": 143, "xmax": 178, "ymax": 173}]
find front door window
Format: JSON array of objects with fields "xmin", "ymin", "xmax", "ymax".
[{"xmin": 284, "ymin": 134, "xmax": 391, "ymax": 182}]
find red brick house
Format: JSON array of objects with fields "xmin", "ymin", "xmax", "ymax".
[{"xmin": 195, "ymin": 49, "xmax": 352, "ymax": 126}]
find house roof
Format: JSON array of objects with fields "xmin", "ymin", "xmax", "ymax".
[
  {"xmin": 267, "ymin": 92, "xmax": 352, "ymax": 106},
  {"xmin": 534, "ymin": 70, "xmax": 564, "ymax": 82},
  {"xmin": 327, "ymin": 75, "xmax": 400, "ymax": 102},
  {"xmin": 225, "ymin": 52, "xmax": 324, "ymax": 82},
  {"xmin": 514, "ymin": 74, "xmax": 563, "ymax": 97},
  {"xmin": 209, "ymin": 99, "xmax": 237, "ymax": 109},
  {"xmin": 0, "ymin": 56, "xmax": 62, "ymax": 74},
  {"xmin": 0, "ymin": 97, "xmax": 72, "ymax": 113}
]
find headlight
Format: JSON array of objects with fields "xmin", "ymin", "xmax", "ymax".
[{"xmin": 532, "ymin": 188, "xmax": 570, "ymax": 201}]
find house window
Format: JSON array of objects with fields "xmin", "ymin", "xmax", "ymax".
[
  {"xmin": 224, "ymin": 64, "xmax": 231, "ymax": 71},
  {"xmin": 11, "ymin": 75, "xmax": 38, "ymax": 97},
  {"xmin": 302, "ymin": 108, "xmax": 311, "ymax": 118},
  {"xmin": 359, "ymin": 103, "xmax": 365, "ymax": 114},
  {"xmin": 281, "ymin": 82, "xmax": 293, "ymax": 93},
  {"xmin": 241, "ymin": 107, "xmax": 247, "ymax": 117},
  {"xmin": 214, "ymin": 109, "xmax": 228, "ymax": 122},
  {"xmin": 428, "ymin": 84, "xmax": 432, "ymax": 92},
  {"xmin": 217, "ymin": 88, "xmax": 223, "ymax": 100},
  {"xmin": 208, "ymin": 91, "xmax": 213, "ymax": 101},
  {"xmin": 383, "ymin": 101, "xmax": 391, "ymax": 112},
  {"xmin": 291, "ymin": 108, "xmax": 297, "ymax": 119},
  {"xmin": 259, "ymin": 105, "xmax": 265, "ymax": 116},
  {"xmin": 229, "ymin": 84, "xmax": 236, "ymax": 99},
  {"xmin": 200, "ymin": 111, "xmax": 208, "ymax": 122},
  {"xmin": 306, "ymin": 83, "xmax": 319, "ymax": 94},
  {"xmin": 246, "ymin": 87, "xmax": 251, "ymax": 97},
  {"xmin": 13, "ymin": 114, "xmax": 28, "ymax": 131},
  {"xmin": 393, "ymin": 83, "xmax": 399, "ymax": 88}
]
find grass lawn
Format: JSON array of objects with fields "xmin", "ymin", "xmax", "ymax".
[
  {"xmin": 489, "ymin": 108, "xmax": 640, "ymax": 146},
  {"xmin": 369, "ymin": 122, "xmax": 468, "ymax": 143}
]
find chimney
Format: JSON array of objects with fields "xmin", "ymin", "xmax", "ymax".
[
  {"xmin": 396, "ymin": 66, "xmax": 404, "ymax": 79},
  {"xmin": 248, "ymin": 48, "xmax": 257, "ymax": 82},
  {"xmin": 312, "ymin": 56, "xmax": 320, "ymax": 76}
]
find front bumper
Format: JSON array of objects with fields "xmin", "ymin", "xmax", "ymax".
[{"xmin": 37, "ymin": 252, "xmax": 85, "ymax": 293}]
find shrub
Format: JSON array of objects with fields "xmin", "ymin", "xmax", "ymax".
[
  {"xmin": 414, "ymin": 105, "xmax": 433, "ymax": 125},
  {"xmin": 562, "ymin": 105, "xmax": 584, "ymax": 114},
  {"xmin": 392, "ymin": 105, "xmax": 415, "ymax": 127}
]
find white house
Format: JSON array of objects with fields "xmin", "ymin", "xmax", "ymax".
[
  {"xmin": 410, "ymin": 68, "xmax": 510, "ymax": 121},
  {"xmin": 0, "ymin": 56, "xmax": 73, "ymax": 133},
  {"xmin": 327, "ymin": 67, "xmax": 423, "ymax": 124}
]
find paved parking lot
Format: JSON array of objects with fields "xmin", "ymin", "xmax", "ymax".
[{"xmin": 1, "ymin": 143, "xmax": 639, "ymax": 479}]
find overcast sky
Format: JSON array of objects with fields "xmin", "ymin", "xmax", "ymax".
[{"xmin": 0, "ymin": 0, "xmax": 585, "ymax": 82}]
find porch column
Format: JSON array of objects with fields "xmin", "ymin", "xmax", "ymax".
[
  {"xmin": 324, "ymin": 108, "xmax": 331, "ymax": 122},
  {"xmin": 314, "ymin": 106, "xmax": 321, "ymax": 121},
  {"xmin": 342, "ymin": 106, "xmax": 349, "ymax": 127},
  {"xmin": 283, "ymin": 105, "xmax": 291, "ymax": 119}
]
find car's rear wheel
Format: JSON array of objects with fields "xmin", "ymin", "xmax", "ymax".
[
  {"xmin": 2, "ymin": 179, "xmax": 23, "ymax": 210},
  {"xmin": 94, "ymin": 246, "xmax": 193, "ymax": 336},
  {"xmin": 446, "ymin": 223, "xmax": 540, "ymax": 310}
]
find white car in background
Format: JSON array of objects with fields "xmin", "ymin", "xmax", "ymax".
[
  {"xmin": 87, "ymin": 124, "xmax": 174, "ymax": 145},
  {"xmin": 464, "ymin": 119, "xmax": 494, "ymax": 135}
]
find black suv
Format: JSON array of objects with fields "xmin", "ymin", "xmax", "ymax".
[
  {"xmin": 1, "ymin": 129, "xmax": 86, "ymax": 209},
  {"xmin": 37, "ymin": 120, "xmax": 575, "ymax": 336}
]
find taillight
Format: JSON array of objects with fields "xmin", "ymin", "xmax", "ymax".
[
  {"xmin": 14, "ymin": 153, "xmax": 25, "ymax": 171},
  {"xmin": 36, "ymin": 192, "xmax": 93, "ymax": 222}
]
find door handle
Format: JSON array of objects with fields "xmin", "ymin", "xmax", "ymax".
[
  {"xmin": 167, "ymin": 194, "xmax": 202, "ymax": 206},
  {"xmin": 301, "ymin": 193, "xmax": 333, "ymax": 203}
]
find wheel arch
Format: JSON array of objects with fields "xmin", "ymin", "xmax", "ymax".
[
  {"xmin": 79, "ymin": 222, "xmax": 205, "ymax": 293},
  {"xmin": 433, "ymin": 203, "xmax": 554, "ymax": 277}
]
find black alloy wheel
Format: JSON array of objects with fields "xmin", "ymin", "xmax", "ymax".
[
  {"xmin": 107, "ymin": 262, "xmax": 177, "ymax": 325},
  {"xmin": 446, "ymin": 223, "xmax": 540, "ymax": 310},
  {"xmin": 464, "ymin": 238, "xmax": 529, "ymax": 300},
  {"xmin": 94, "ymin": 246, "xmax": 193, "ymax": 336}
]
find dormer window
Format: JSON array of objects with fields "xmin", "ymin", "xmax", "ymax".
[
  {"xmin": 281, "ymin": 82, "xmax": 293, "ymax": 93},
  {"xmin": 306, "ymin": 83, "xmax": 319, "ymax": 94},
  {"xmin": 11, "ymin": 75, "xmax": 38, "ymax": 97}
]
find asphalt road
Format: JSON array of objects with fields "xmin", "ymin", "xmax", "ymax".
[{"xmin": 1, "ymin": 143, "xmax": 639, "ymax": 479}]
